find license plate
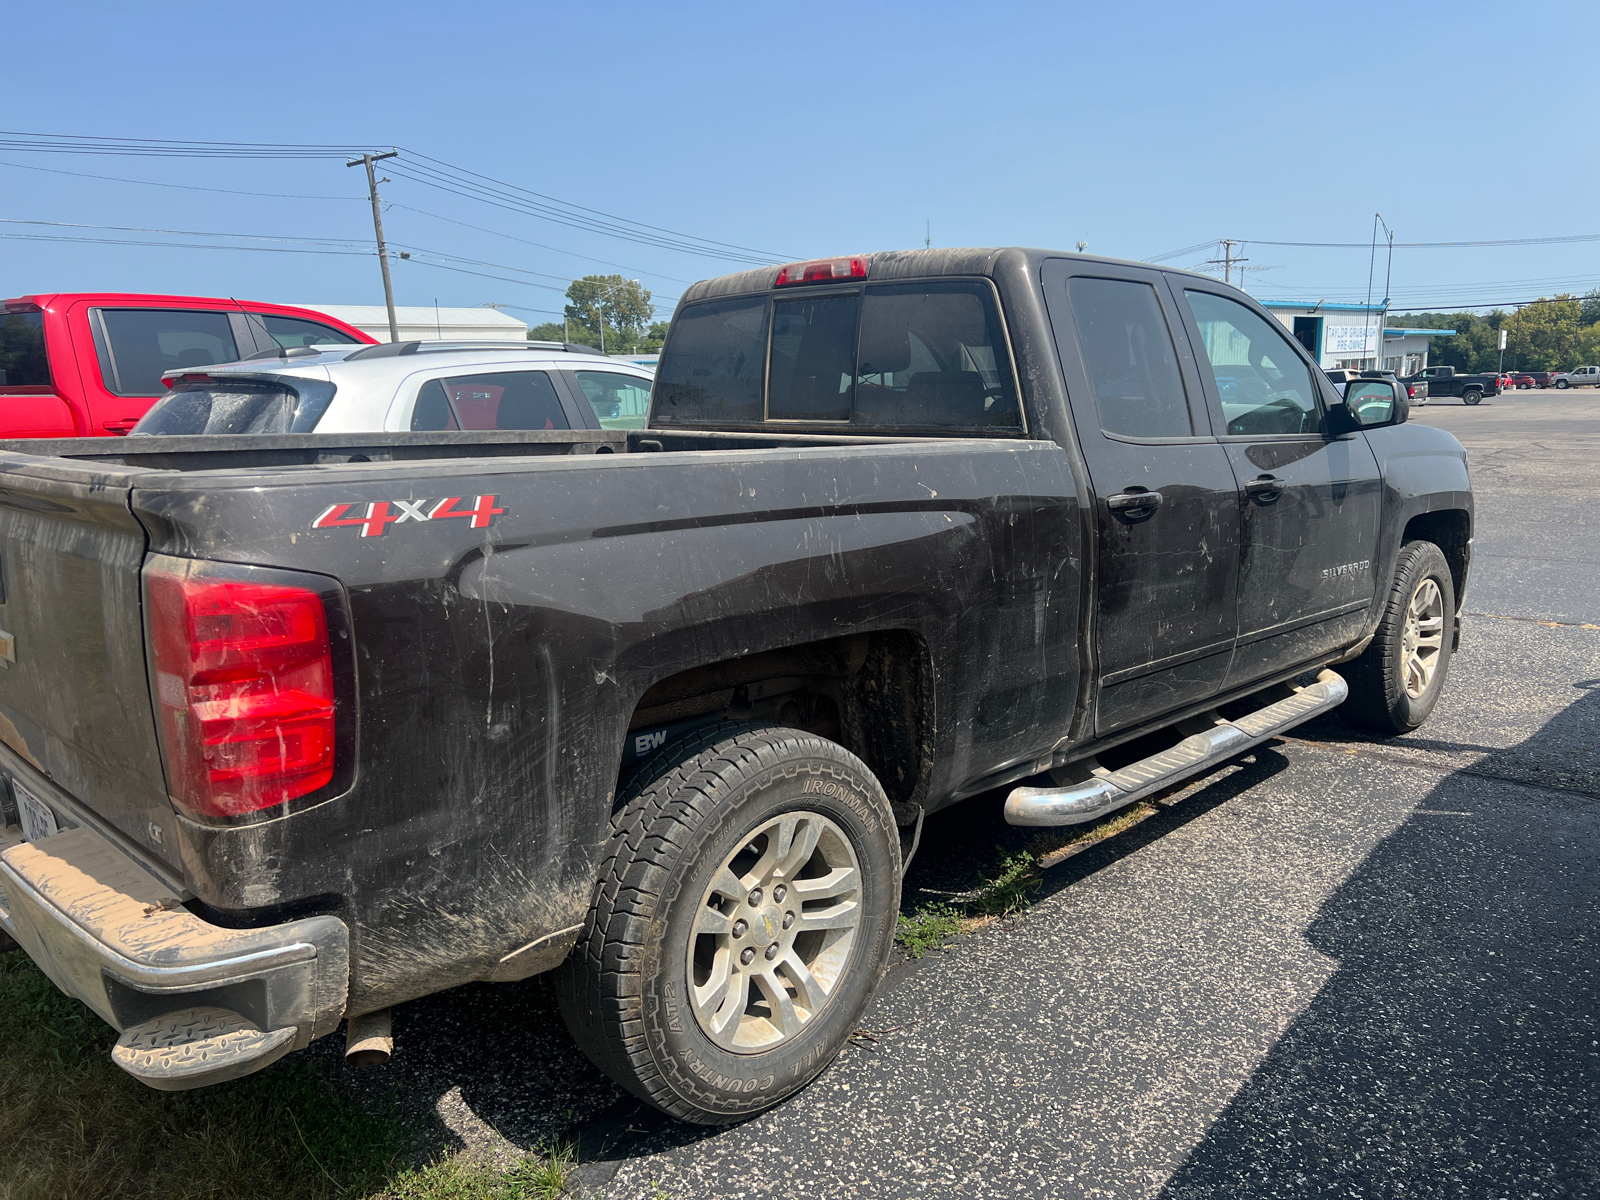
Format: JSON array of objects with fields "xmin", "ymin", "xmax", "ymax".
[{"xmin": 13, "ymin": 781, "xmax": 58, "ymax": 843}]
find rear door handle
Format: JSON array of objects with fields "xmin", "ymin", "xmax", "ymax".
[
  {"xmin": 1245, "ymin": 475, "xmax": 1284, "ymax": 501},
  {"xmin": 1107, "ymin": 489, "xmax": 1163, "ymax": 513},
  {"xmin": 101, "ymin": 419, "xmax": 139, "ymax": 435}
]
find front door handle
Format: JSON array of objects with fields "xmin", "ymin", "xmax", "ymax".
[
  {"xmin": 1245, "ymin": 475, "xmax": 1284, "ymax": 501},
  {"xmin": 1107, "ymin": 489, "xmax": 1163, "ymax": 514},
  {"xmin": 101, "ymin": 419, "xmax": 139, "ymax": 435}
]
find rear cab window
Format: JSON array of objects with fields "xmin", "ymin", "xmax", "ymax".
[
  {"xmin": 0, "ymin": 309, "xmax": 51, "ymax": 390},
  {"xmin": 92, "ymin": 308, "xmax": 240, "ymax": 396},
  {"xmin": 654, "ymin": 279, "xmax": 1022, "ymax": 432}
]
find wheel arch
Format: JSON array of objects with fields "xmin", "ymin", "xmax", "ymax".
[
  {"xmin": 1401, "ymin": 509, "xmax": 1471, "ymax": 610},
  {"xmin": 622, "ymin": 629, "xmax": 935, "ymax": 823}
]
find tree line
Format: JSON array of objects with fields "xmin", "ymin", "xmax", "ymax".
[
  {"xmin": 527, "ymin": 274, "xmax": 669, "ymax": 353},
  {"xmin": 1390, "ymin": 291, "xmax": 1600, "ymax": 373}
]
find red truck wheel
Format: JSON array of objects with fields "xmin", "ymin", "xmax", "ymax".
[{"xmin": 557, "ymin": 722, "xmax": 900, "ymax": 1124}]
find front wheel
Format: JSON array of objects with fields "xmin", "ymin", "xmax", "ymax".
[
  {"xmin": 557, "ymin": 723, "xmax": 901, "ymax": 1124},
  {"xmin": 1558, "ymin": 380, "xmax": 1570, "ymax": 389},
  {"xmin": 1463, "ymin": 388, "xmax": 1483, "ymax": 405},
  {"xmin": 1343, "ymin": 540, "xmax": 1456, "ymax": 734}
]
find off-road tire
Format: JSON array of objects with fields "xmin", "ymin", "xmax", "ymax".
[
  {"xmin": 1462, "ymin": 388, "xmax": 1483, "ymax": 405},
  {"xmin": 1342, "ymin": 540, "xmax": 1456, "ymax": 734},
  {"xmin": 556, "ymin": 722, "xmax": 900, "ymax": 1124}
]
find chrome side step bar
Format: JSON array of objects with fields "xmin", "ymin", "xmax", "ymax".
[{"xmin": 1004, "ymin": 669, "xmax": 1348, "ymax": 827}]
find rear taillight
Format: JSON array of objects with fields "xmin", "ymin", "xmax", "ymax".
[
  {"xmin": 146, "ymin": 563, "xmax": 336, "ymax": 819},
  {"xmin": 1407, "ymin": 385, "xmax": 1416, "ymax": 398},
  {"xmin": 774, "ymin": 256, "xmax": 870, "ymax": 286}
]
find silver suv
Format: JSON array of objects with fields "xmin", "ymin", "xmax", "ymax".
[{"xmin": 134, "ymin": 341, "xmax": 655, "ymax": 435}]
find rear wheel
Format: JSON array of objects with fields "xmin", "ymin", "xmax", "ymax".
[
  {"xmin": 557, "ymin": 722, "xmax": 900, "ymax": 1124},
  {"xmin": 1463, "ymin": 388, "xmax": 1483, "ymax": 405},
  {"xmin": 1343, "ymin": 540, "xmax": 1455, "ymax": 734}
]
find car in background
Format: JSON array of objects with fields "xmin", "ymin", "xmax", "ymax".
[
  {"xmin": 1552, "ymin": 366, "xmax": 1600, "ymax": 388},
  {"xmin": 134, "ymin": 340, "xmax": 655, "ymax": 436},
  {"xmin": 0, "ymin": 293, "xmax": 375, "ymax": 438},
  {"xmin": 1404, "ymin": 365, "xmax": 1498, "ymax": 405},
  {"xmin": 1513, "ymin": 370, "xmax": 1552, "ymax": 388}
]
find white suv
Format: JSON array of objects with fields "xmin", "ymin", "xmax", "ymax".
[{"xmin": 134, "ymin": 341, "xmax": 655, "ymax": 434}]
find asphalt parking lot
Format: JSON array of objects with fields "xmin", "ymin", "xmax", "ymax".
[{"xmin": 317, "ymin": 386, "xmax": 1600, "ymax": 1200}]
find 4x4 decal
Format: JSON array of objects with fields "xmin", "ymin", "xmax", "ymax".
[{"xmin": 312, "ymin": 495, "xmax": 505, "ymax": 538}]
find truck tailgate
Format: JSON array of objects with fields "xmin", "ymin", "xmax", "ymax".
[{"xmin": 0, "ymin": 464, "xmax": 178, "ymax": 871}]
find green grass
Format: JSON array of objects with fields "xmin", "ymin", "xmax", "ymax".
[
  {"xmin": 895, "ymin": 903, "xmax": 963, "ymax": 959},
  {"xmin": 971, "ymin": 848, "xmax": 1043, "ymax": 918},
  {"xmin": 0, "ymin": 952, "xmax": 573, "ymax": 1200}
]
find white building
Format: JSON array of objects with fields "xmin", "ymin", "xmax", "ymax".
[
  {"xmin": 1379, "ymin": 328, "xmax": 1454, "ymax": 378},
  {"xmin": 290, "ymin": 304, "xmax": 528, "ymax": 342},
  {"xmin": 1261, "ymin": 301, "xmax": 1389, "ymax": 371},
  {"xmin": 1260, "ymin": 301, "xmax": 1454, "ymax": 375}
]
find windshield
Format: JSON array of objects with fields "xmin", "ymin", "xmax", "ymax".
[{"xmin": 133, "ymin": 378, "xmax": 337, "ymax": 435}]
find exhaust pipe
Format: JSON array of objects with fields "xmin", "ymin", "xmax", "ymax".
[{"xmin": 344, "ymin": 1008, "xmax": 393, "ymax": 1068}]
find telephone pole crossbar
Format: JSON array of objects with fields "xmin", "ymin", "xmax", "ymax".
[
  {"xmin": 347, "ymin": 150, "xmax": 400, "ymax": 342},
  {"xmin": 1204, "ymin": 239, "xmax": 1247, "ymax": 286}
]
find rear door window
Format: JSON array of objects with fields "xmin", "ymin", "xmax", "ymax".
[
  {"xmin": 1064, "ymin": 277, "xmax": 1192, "ymax": 439},
  {"xmin": 410, "ymin": 370, "xmax": 569, "ymax": 431},
  {"xmin": 260, "ymin": 315, "xmax": 361, "ymax": 349},
  {"xmin": 854, "ymin": 282, "xmax": 1021, "ymax": 429},
  {"xmin": 95, "ymin": 309, "xmax": 239, "ymax": 396},
  {"xmin": 654, "ymin": 297, "xmax": 769, "ymax": 424},
  {"xmin": 573, "ymin": 370, "xmax": 652, "ymax": 429},
  {"xmin": 0, "ymin": 311, "xmax": 51, "ymax": 388}
]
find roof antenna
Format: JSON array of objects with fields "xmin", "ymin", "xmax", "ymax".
[{"xmin": 229, "ymin": 296, "xmax": 281, "ymax": 355}]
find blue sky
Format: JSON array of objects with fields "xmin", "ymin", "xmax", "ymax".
[{"xmin": 4, "ymin": 0, "xmax": 1596, "ymax": 319}]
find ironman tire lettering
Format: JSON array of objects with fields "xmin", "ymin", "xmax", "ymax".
[{"xmin": 312, "ymin": 495, "xmax": 504, "ymax": 537}]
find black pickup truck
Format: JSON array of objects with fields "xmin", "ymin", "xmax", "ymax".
[
  {"xmin": 1404, "ymin": 364, "xmax": 1499, "ymax": 405},
  {"xmin": 0, "ymin": 249, "xmax": 1472, "ymax": 1123}
]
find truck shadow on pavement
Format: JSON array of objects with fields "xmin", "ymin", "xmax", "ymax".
[{"xmin": 1158, "ymin": 688, "xmax": 1600, "ymax": 1199}]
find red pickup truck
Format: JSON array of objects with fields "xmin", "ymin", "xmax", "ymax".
[{"xmin": 0, "ymin": 294, "xmax": 375, "ymax": 438}]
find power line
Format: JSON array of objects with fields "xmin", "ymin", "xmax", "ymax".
[
  {"xmin": 0, "ymin": 158, "xmax": 362, "ymax": 200},
  {"xmin": 388, "ymin": 203, "xmax": 695, "ymax": 285},
  {"xmin": 397, "ymin": 149, "xmax": 793, "ymax": 261},
  {"xmin": 384, "ymin": 160, "xmax": 782, "ymax": 263},
  {"xmin": 0, "ymin": 129, "xmax": 791, "ymax": 265},
  {"xmin": 0, "ymin": 131, "xmax": 373, "ymax": 159}
]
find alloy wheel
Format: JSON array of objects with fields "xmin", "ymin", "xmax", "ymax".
[{"xmin": 688, "ymin": 811, "xmax": 862, "ymax": 1052}]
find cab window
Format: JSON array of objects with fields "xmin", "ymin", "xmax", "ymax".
[
  {"xmin": 0, "ymin": 311, "xmax": 50, "ymax": 388},
  {"xmin": 853, "ymin": 282, "xmax": 1021, "ymax": 429},
  {"xmin": 95, "ymin": 309, "xmax": 239, "ymax": 396},
  {"xmin": 1065, "ymin": 277, "xmax": 1192, "ymax": 439},
  {"xmin": 261, "ymin": 315, "xmax": 361, "ymax": 349},
  {"xmin": 1183, "ymin": 291, "xmax": 1322, "ymax": 435}
]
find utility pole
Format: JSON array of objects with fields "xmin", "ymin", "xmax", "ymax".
[
  {"xmin": 925, "ymin": 220, "xmax": 931, "ymax": 249},
  {"xmin": 1205, "ymin": 239, "xmax": 1246, "ymax": 285},
  {"xmin": 347, "ymin": 151, "xmax": 400, "ymax": 342}
]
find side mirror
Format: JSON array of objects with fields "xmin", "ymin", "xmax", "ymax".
[{"xmin": 1338, "ymin": 379, "xmax": 1405, "ymax": 429}]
